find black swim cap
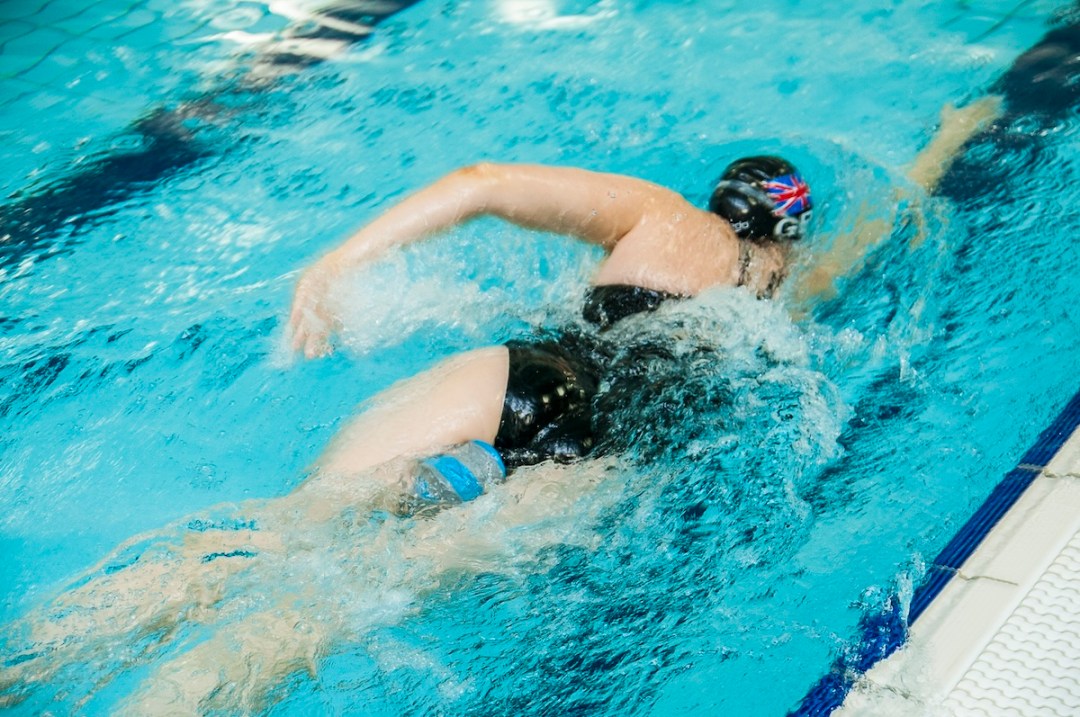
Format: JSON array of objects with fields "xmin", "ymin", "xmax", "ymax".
[{"xmin": 707, "ymin": 156, "xmax": 813, "ymax": 241}]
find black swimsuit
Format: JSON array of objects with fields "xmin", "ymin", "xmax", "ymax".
[{"xmin": 493, "ymin": 284, "xmax": 682, "ymax": 469}]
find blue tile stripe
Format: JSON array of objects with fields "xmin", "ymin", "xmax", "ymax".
[
  {"xmin": 788, "ymin": 384, "xmax": 1080, "ymax": 717},
  {"xmin": 907, "ymin": 565, "xmax": 956, "ymax": 624},
  {"xmin": 928, "ymin": 469, "xmax": 1038, "ymax": 570}
]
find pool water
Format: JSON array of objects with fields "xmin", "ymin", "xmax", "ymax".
[{"xmin": 2, "ymin": 0, "xmax": 1079, "ymax": 714}]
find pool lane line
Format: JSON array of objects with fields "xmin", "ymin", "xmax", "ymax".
[
  {"xmin": 787, "ymin": 387, "xmax": 1080, "ymax": 717},
  {"xmin": 0, "ymin": 0, "xmax": 425, "ymax": 271}
]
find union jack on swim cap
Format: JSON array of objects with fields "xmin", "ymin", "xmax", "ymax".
[{"xmin": 707, "ymin": 156, "xmax": 813, "ymax": 241}]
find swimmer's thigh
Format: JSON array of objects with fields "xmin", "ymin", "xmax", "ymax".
[{"xmin": 315, "ymin": 345, "xmax": 510, "ymax": 476}]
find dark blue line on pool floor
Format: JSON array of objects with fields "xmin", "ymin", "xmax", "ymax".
[
  {"xmin": 0, "ymin": 0, "xmax": 424, "ymax": 269},
  {"xmin": 788, "ymin": 386, "xmax": 1080, "ymax": 716}
]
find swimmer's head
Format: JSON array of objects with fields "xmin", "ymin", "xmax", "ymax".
[{"xmin": 708, "ymin": 156, "xmax": 813, "ymax": 241}]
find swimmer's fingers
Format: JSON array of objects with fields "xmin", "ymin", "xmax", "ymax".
[
  {"xmin": 120, "ymin": 608, "xmax": 325, "ymax": 716},
  {"xmin": 0, "ymin": 660, "xmax": 33, "ymax": 707},
  {"xmin": 297, "ymin": 304, "xmax": 337, "ymax": 358},
  {"xmin": 287, "ymin": 272, "xmax": 321, "ymax": 343},
  {"xmin": 288, "ymin": 305, "xmax": 333, "ymax": 358},
  {"xmin": 288, "ymin": 260, "xmax": 342, "ymax": 358},
  {"xmin": 304, "ymin": 330, "xmax": 332, "ymax": 359}
]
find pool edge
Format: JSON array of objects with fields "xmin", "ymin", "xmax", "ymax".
[{"xmin": 789, "ymin": 388, "xmax": 1080, "ymax": 716}]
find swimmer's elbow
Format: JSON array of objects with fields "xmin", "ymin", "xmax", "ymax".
[
  {"xmin": 441, "ymin": 163, "xmax": 507, "ymax": 217},
  {"xmin": 453, "ymin": 162, "xmax": 502, "ymax": 180},
  {"xmin": 448, "ymin": 162, "xmax": 507, "ymax": 192}
]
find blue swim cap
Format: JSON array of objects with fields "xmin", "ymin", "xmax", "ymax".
[{"xmin": 708, "ymin": 156, "xmax": 813, "ymax": 241}]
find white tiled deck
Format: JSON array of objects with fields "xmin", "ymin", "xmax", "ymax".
[{"xmin": 838, "ymin": 427, "xmax": 1080, "ymax": 716}]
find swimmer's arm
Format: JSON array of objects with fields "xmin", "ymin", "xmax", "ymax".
[
  {"xmin": 289, "ymin": 163, "xmax": 680, "ymax": 356},
  {"xmin": 908, "ymin": 95, "xmax": 1003, "ymax": 192},
  {"xmin": 330, "ymin": 162, "xmax": 671, "ymax": 263},
  {"xmin": 788, "ymin": 210, "xmax": 894, "ymax": 306},
  {"xmin": 790, "ymin": 96, "xmax": 1003, "ymax": 306}
]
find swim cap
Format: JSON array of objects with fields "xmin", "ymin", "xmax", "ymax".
[{"xmin": 707, "ymin": 156, "xmax": 812, "ymax": 241}]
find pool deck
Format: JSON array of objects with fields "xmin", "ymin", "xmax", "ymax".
[{"xmin": 837, "ymin": 422, "xmax": 1080, "ymax": 716}]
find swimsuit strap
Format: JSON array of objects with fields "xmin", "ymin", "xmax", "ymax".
[
  {"xmin": 760, "ymin": 265, "xmax": 786, "ymax": 299},
  {"xmin": 736, "ymin": 240, "xmax": 786, "ymax": 298},
  {"xmin": 737, "ymin": 240, "xmax": 753, "ymax": 288}
]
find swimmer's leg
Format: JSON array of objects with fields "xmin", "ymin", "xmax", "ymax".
[
  {"xmin": 118, "ymin": 605, "xmax": 327, "ymax": 717},
  {"xmin": 291, "ymin": 345, "xmax": 510, "ymax": 510},
  {"xmin": 0, "ymin": 516, "xmax": 279, "ymax": 702},
  {"xmin": 2, "ymin": 347, "xmax": 509, "ymax": 701},
  {"xmin": 121, "ymin": 461, "xmax": 623, "ymax": 717}
]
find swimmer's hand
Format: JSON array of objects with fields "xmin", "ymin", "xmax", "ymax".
[
  {"xmin": 908, "ymin": 95, "xmax": 1003, "ymax": 192},
  {"xmin": 288, "ymin": 256, "xmax": 343, "ymax": 358}
]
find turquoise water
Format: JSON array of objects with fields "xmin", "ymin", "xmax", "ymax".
[{"xmin": 2, "ymin": 0, "xmax": 1079, "ymax": 714}]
